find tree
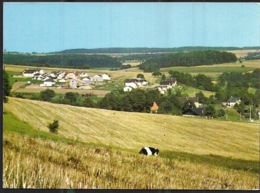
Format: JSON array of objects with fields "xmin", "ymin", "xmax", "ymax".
[
  {"xmin": 195, "ymin": 74, "xmax": 214, "ymax": 91},
  {"xmin": 195, "ymin": 91, "xmax": 207, "ymax": 104},
  {"xmin": 128, "ymin": 89, "xmax": 147, "ymax": 112},
  {"xmin": 137, "ymin": 74, "xmax": 145, "ymax": 79},
  {"xmin": 3, "ymin": 70, "xmax": 12, "ymax": 103},
  {"xmin": 64, "ymin": 92, "xmax": 79, "ymax": 104},
  {"xmin": 40, "ymin": 89, "xmax": 55, "ymax": 101},
  {"xmin": 205, "ymin": 105, "xmax": 216, "ymax": 118},
  {"xmin": 48, "ymin": 120, "xmax": 59, "ymax": 134},
  {"xmin": 152, "ymin": 71, "xmax": 162, "ymax": 77}
]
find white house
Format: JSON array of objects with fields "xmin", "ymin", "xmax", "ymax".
[
  {"xmin": 124, "ymin": 79, "xmax": 138, "ymax": 89},
  {"xmin": 91, "ymin": 75, "xmax": 103, "ymax": 82},
  {"xmin": 227, "ymin": 96, "xmax": 241, "ymax": 107},
  {"xmin": 40, "ymin": 79, "xmax": 55, "ymax": 87},
  {"xmin": 69, "ymin": 79, "xmax": 78, "ymax": 88},
  {"xmin": 136, "ymin": 78, "xmax": 148, "ymax": 86},
  {"xmin": 23, "ymin": 69, "xmax": 44, "ymax": 77},
  {"xmin": 65, "ymin": 72, "xmax": 76, "ymax": 80},
  {"xmin": 57, "ymin": 72, "xmax": 66, "ymax": 80},
  {"xmin": 58, "ymin": 78, "xmax": 67, "ymax": 83},
  {"xmin": 123, "ymin": 86, "xmax": 133, "ymax": 92},
  {"xmin": 82, "ymin": 77, "xmax": 92, "ymax": 85},
  {"xmin": 102, "ymin": 74, "xmax": 111, "ymax": 81},
  {"xmin": 80, "ymin": 72, "xmax": 88, "ymax": 78},
  {"xmin": 158, "ymin": 86, "xmax": 168, "ymax": 95}
]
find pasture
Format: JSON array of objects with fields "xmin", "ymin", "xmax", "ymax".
[{"xmin": 3, "ymin": 97, "xmax": 259, "ymax": 189}]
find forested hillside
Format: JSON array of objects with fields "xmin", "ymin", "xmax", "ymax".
[
  {"xmin": 3, "ymin": 54, "xmax": 122, "ymax": 69},
  {"xmin": 139, "ymin": 50, "xmax": 237, "ymax": 72},
  {"xmin": 50, "ymin": 46, "xmax": 259, "ymax": 54}
]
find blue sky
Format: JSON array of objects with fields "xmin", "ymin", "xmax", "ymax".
[{"xmin": 3, "ymin": 2, "xmax": 260, "ymax": 53}]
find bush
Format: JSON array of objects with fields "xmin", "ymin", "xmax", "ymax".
[{"xmin": 48, "ymin": 120, "xmax": 59, "ymax": 134}]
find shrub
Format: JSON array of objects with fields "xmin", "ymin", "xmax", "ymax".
[{"xmin": 48, "ymin": 120, "xmax": 59, "ymax": 134}]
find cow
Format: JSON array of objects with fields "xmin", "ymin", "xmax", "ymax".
[{"xmin": 139, "ymin": 147, "xmax": 159, "ymax": 156}]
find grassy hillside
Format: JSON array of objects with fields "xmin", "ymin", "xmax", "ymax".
[
  {"xmin": 4, "ymin": 97, "xmax": 259, "ymax": 160},
  {"xmin": 3, "ymin": 97, "xmax": 259, "ymax": 189}
]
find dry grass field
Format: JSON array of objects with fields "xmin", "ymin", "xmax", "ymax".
[
  {"xmin": 4, "ymin": 97, "xmax": 259, "ymax": 161},
  {"xmin": 3, "ymin": 97, "xmax": 259, "ymax": 189},
  {"xmin": 227, "ymin": 49, "xmax": 259, "ymax": 58}
]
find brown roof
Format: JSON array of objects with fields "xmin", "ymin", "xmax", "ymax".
[{"xmin": 150, "ymin": 102, "xmax": 159, "ymax": 111}]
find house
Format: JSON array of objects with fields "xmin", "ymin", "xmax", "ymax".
[
  {"xmin": 69, "ymin": 79, "xmax": 78, "ymax": 88},
  {"xmin": 58, "ymin": 78, "xmax": 67, "ymax": 83},
  {"xmin": 178, "ymin": 97, "xmax": 202, "ymax": 108},
  {"xmin": 157, "ymin": 78, "xmax": 177, "ymax": 94},
  {"xmin": 23, "ymin": 69, "xmax": 44, "ymax": 77},
  {"xmin": 183, "ymin": 107, "xmax": 206, "ymax": 117},
  {"xmin": 69, "ymin": 79, "xmax": 85, "ymax": 88},
  {"xmin": 57, "ymin": 72, "xmax": 66, "ymax": 80},
  {"xmin": 65, "ymin": 72, "xmax": 76, "ymax": 80},
  {"xmin": 160, "ymin": 78, "xmax": 177, "ymax": 88},
  {"xmin": 136, "ymin": 78, "xmax": 148, "ymax": 86},
  {"xmin": 80, "ymin": 72, "xmax": 88, "ymax": 78},
  {"xmin": 123, "ymin": 86, "xmax": 133, "ymax": 92},
  {"xmin": 150, "ymin": 102, "xmax": 159, "ymax": 113},
  {"xmin": 124, "ymin": 79, "xmax": 138, "ymax": 89},
  {"xmin": 91, "ymin": 75, "xmax": 103, "ymax": 82},
  {"xmin": 82, "ymin": 77, "xmax": 92, "ymax": 85},
  {"xmin": 102, "ymin": 74, "xmax": 111, "ymax": 81},
  {"xmin": 227, "ymin": 96, "xmax": 241, "ymax": 107},
  {"xmin": 40, "ymin": 79, "xmax": 55, "ymax": 87},
  {"xmin": 158, "ymin": 86, "xmax": 168, "ymax": 95},
  {"xmin": 23, "ymin": 70, "xmax": 37, "ymax": 77}
]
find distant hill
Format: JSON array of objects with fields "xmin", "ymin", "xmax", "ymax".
[
  {"xmin": 3, "ymin": 53, "xmax": 122, "ymax": 69},
  {"xmin": 50, "ymin": 46, "xmax": 260, "ymax": 54}
]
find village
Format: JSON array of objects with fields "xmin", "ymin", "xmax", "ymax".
[
  {"xmin": 21, "ymin": 68, "xmax": 244, "ymax": 118},
  {"xmin": 22, "ymin": 68, "xmax": 111, "ymax": 89},
  {"xmin": 22, "ymin": 68, "xmax": 179, "ymax": 95}
]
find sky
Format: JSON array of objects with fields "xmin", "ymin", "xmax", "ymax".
[{"xmin": 3, "ymin": 2, "xmax": 260, "ymax": 53}]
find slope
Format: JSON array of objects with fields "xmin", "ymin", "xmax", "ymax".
[{"xmin": 3, "ymin": 97, "xmax": 259, "ymax": 161}]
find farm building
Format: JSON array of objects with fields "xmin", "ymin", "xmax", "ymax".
[
  {"xmin": 23, "ymin": 69, "xmax": 44, "ymax": 77},
  {"xmin": 226, "ymin": 96, "xmax": 241, "ymax": 107},
  {"xmin": 178, "ymin": 97, "xmax": 202, "ymax": 108},
  {"xmin": 183, "ymin": 107, "xmax": 206, "ymax": 117},
  {"xmin": 40, "ymin": 79, "xmax": 55, "ymax": 87}
]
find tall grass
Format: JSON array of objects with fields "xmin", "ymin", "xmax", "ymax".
[{"xmin": 3, "ymin": 132, "xmax": 259, "ymax": 189}]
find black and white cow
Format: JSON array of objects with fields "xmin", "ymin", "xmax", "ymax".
[{"xmin": 139, "ymin": 147, "xmax": 159, "ymax": 156}]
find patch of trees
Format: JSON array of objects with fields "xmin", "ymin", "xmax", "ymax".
[
  {"xmin": 218, "ymin": 69, "xmax": 260, "ymax": 90},
  {"xmin": 139, "ymin": 50, "xmax": 237, "ymax": 72},
  {"xmin": 3, "ymin": 70, "xmax": 12, "ymax": 103},
  {"xmin": 3, "ymin": 54, "xmax": 122, "ymax": 69},
  {"xmin": 215, "ymin": 69, "xmax": 260, "ymax": 106},
  {"xmin": 245, "ymin": 52, "xmax": 260, "ymax": 60},
  {"xmin": 98, "ymin": 89, "xmax": 160, "ymax": 112},
  {"xmin": 168, "ymin": 71, "xmax": 214, "ymax": 91}
]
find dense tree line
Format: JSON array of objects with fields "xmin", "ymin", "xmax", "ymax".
[
  {"xmin": 3, "ymin": 70, "xmax": 12, "ymax": 103},
  {"xmin": 50, "ymin": 46, "xmax": 257, "ymax": 54},
  {"xmin": 3, "ymin": 54, "xmax": 122, "ymax": 69},
  {"xmin": 245, "ymin": 52, "xmax": 260, "ymax": 60},
  {"xmin": 139, "ymin": 50, "xmax": 237, "ymax": 72}
]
